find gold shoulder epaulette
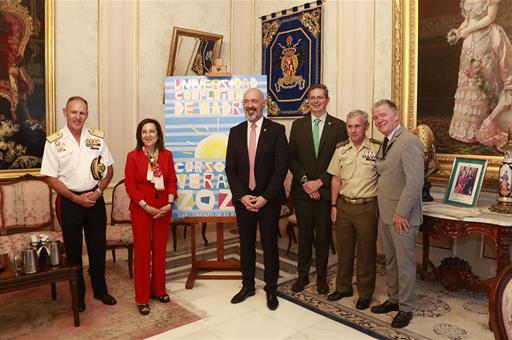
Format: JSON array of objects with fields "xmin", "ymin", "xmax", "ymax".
[
  {"xmin": 88, "ymin": 128, "xmax": 105, "ymax": 138},
  {"xmin": 46, "ymin": 131, "xmax": 63, "ymax": 143},
  {"xmin": 370, "ymin": 137, "xmax": 383, "ymax": 145},
  {"xmin": 336, "ymin": 140, "xmax": 350, "ymax": 148}
]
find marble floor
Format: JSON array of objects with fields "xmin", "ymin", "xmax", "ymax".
[
  {"xmin": 148, "ymin": 273, "xmax": 373, "ymax": 340},
  {"xmin": 137, "ymin": 221, "xmax": 373, "ymax": 339}
]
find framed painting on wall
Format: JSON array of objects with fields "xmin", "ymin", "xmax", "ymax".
[
  {"xmin": 392, "ymin": 0, "xmax": 512, "ymax": 184},
  {"xmin": 0, "ymin": 0, "xmax": 55, "ymax": 178}
]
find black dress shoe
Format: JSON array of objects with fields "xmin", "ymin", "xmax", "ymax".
[
  {"xmin": 370, "ymin": 300, "xmax": 399, "ymax": 314},
  {"xmin": 291, "ymin": 277, "xmax": 310, "ymax": 293},
  {"xmin": 327, "ymin": 290, "xmax": 353, "ymax": 301},
  {"xmin": 79, "ymin": 301, "xmax": 86, "ymax": 312},
  {"xmin": 266, "ymin": 291, "xmax": 279, "ymax": 311},
  {"xmin": 94, "ymin": 293, "xmax": 117, "ymax": 305},
  {"xmin": 316, "ymin": 278, "xmax": 329, "ymax": 295},
  {"xmin": 230, "ymin": 287, "xmax": 255, "ymax": 304},
  {"xmin": 356, "ymin": 298, "xmax": 371, "ymax": 310},
  {"xmin": 391, "ymin": 311, "xmax": 413, "ymax": 328}
]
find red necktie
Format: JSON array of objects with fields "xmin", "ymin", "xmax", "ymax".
[{"xmin": 248, "ymin": 123, "xmax": 257, "ymax": 190}]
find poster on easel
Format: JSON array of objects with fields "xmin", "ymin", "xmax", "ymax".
[{"xmin": 164, "ymin": 75, "xmax": 267, "ymax": 219}]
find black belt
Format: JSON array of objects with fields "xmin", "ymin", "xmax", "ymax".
[
  {"xmin": 70, "ymin": 185, "xmax": 98, "ymax": 195},
  {"xmin": 340, "ymin": 195, "xmax": 377, "ymax": 205}
]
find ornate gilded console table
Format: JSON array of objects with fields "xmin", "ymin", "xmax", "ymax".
[{"xmin": 420, "ymin": 201, "xmax": 512, "ymax": 294}]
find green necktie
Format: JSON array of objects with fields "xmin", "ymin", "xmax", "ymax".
[{"xmin": 313, "ymin": 118, "xmax": 320, "ymax": 158}]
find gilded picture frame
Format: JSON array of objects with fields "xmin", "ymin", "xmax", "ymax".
[
  {"xmin": 392, "ymin": 0, "xmax": 511, "ymax": 185},
  {"xmin": 0, "ymin": 0, "xmax": 55, "ymax": 179},
  {"xmin": 166, "ymin": 27, "xmax": 223, "ymax": 77}
]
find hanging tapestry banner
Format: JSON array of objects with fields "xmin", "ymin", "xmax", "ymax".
[{"xmin": 261, "ymin": 1, "xmax": 323, "ymax": 118}]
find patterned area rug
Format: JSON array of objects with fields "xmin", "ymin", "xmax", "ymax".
[
  {"xmin": 0, "ymin": 262, "xmax": 200, "ymax": 340},
  {"xmin": 277, "ymin": 261, "xmax": 493, "ymax": 340},
  {"xmin": 165, "ymin": 227, "xmax": 493, "ymax": 339}
]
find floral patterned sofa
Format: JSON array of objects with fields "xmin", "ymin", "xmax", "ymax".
[
  {"xmin": 490, "ymin": 263, "xmax": 512, "ymax": 340},
  {"xmin": 0, "ymin": 175, "xmax": 63, "ymax": 255},
  {"xmin": 107, "ymin": 179, "xmax": 133, "ymax": 278}
]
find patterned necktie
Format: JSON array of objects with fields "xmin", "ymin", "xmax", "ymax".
[
  {"xmin": 382, "ymin": 137, "xmax": 389, "ymax": 157},
  {"xmin": 313, "ymin": 118, "xmax": 321, "ymax": 158},
  {"xmin": 248, "ymin": 123, "xmax": 257, "ymax": 190}
]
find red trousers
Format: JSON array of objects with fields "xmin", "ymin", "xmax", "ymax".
[{"xmin": 131, "ymin": 210, "xmax": 170, "ymax": 304}]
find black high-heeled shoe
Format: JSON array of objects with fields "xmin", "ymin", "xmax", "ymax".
[
  {"xmin": 151, "ymin": 293, "xmax": 170, "ymax": 303},
  {"xmin": 138, "ymin": 304, "xmax": 150, "ymax": 315}
]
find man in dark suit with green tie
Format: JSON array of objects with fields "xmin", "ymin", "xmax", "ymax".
[{"xmin": 289, "ymin": 84, "xmax": 348, "ymax": 294}]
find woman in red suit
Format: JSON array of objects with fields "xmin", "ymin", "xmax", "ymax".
[{"xmin": 125, "ymin": 118, "xmax": 177, "ymax": 315}]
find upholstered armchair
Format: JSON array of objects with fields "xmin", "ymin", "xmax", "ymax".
[
  {"xmin": 107, "ymin": 179, "xmax": 133, "ymax": 278},
  {"xmin": 490, "ymin": 263, "xmax": 512, "ymax": 340},
  {"xmin": 0, "ymin": 174, "xmax": 62, "ymax": 255}
]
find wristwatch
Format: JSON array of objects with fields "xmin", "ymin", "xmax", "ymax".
[{"xmin": 300, "ymin": 175, "xmax": 309, "ymax": 184}]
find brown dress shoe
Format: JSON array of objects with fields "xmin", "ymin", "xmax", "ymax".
[
  {"xmin": 356, "ymin": 297, "xmax": 371, "ymax": 310},
  {"xmin": 316, "ymin": 278, "xmax": 329, "ymax": 295},
  {"xmin": 291, "ymin": 277, "xmax": 310, "ymax": 293}
]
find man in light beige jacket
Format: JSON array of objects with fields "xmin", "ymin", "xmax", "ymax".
[{"xmin": 370, "ymin": 99, "xmax": 424, "ymax": 329}]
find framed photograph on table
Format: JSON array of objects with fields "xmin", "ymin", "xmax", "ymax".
[{"xmin": 444, "ymin": 158, "xmax": 488, "ymax": 207}]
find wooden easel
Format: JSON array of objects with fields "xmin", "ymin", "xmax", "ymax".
[{"xmin": 183, "ymin": 217, "xmax": 241, "ymax": 289}]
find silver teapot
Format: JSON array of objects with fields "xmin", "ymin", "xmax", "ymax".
[
  {"xmin": 14, "ymin": 246, "xmax": 39, "ymax": 274},
  {"xmin": 48, "ymin": 240, "xmax": 63, "ymax": 266}
]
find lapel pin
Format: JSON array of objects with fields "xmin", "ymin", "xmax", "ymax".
[
  {"xmin": 264, "ymin": 128, "xmax": 267, "ymax": 132},
  {"xmin": 328, "ymin": 122, "xmax": 331, "ymax": 125}
]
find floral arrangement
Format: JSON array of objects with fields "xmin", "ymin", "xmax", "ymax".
[{"xmin": 447, "ymin": 28, "xmax": 460, "ymax": 45}]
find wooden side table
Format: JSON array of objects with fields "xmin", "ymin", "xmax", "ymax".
[
  {"xmin": 0, "ymin": 254, "xmax": 81, "ymax": 327},
  {"xmin": 421, "ymin": 201, "xmax": 512, "ymax": 294}
]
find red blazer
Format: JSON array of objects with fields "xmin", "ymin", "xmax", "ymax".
[{"xmin": 124, "ymin": 148, "xmax": 177, "ymax": 214}]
